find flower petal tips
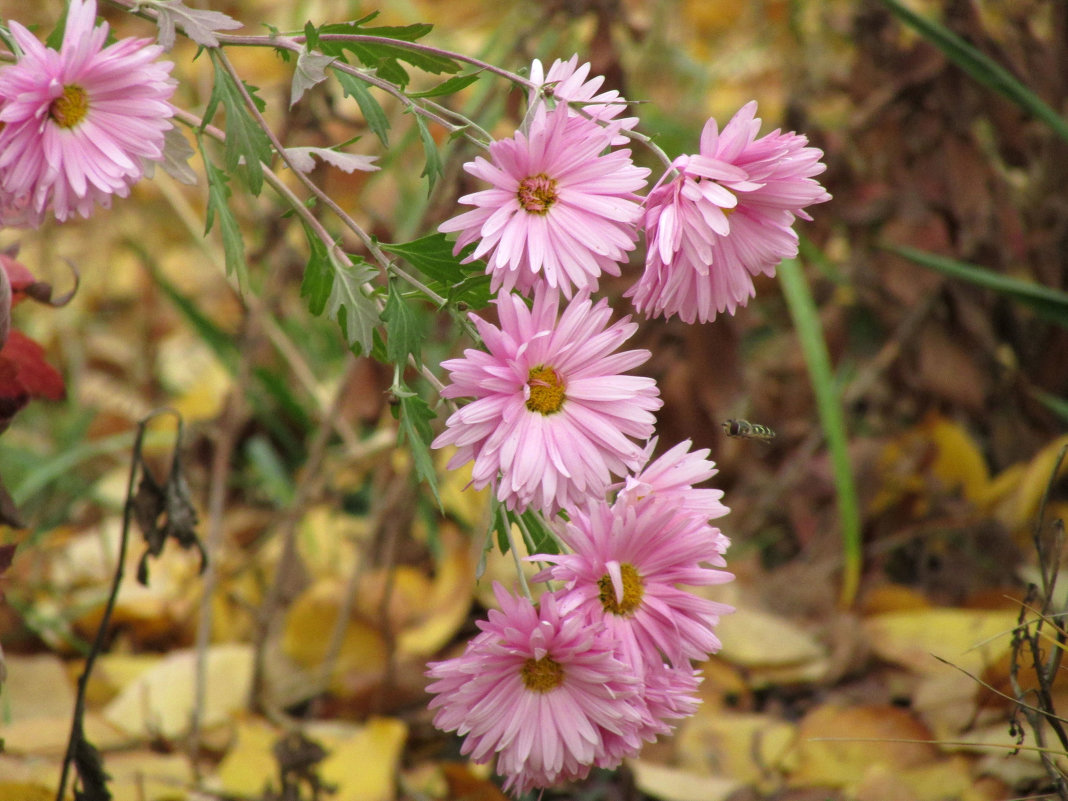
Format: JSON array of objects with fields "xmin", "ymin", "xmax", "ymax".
[
  {"xmin": 438, "ymin": 103, "xmax": 649, "ymax": 299},
  {"xmin": 431, "ymin": 284, "xmax": 662, "ymax": 516},
  {"xmin": 627, "ymin": 101, "xmax": 830, "ymax": 323},
  {"xmin": 0, "ymin": 0, "xmax": 177, "ymax": 224}
]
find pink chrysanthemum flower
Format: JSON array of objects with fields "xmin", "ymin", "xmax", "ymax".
[
  {"xmin": 528, "ymin": 54, "xmax": 638, "ymax": 146},
  {"xmin": 426, "ymin": 584, "xmax": 646, "ymax": 794},
  {"xmin": 617, "ymin": 437, "xmax": 730, "ymax": 532},
  {"xmin": 627, "ymin": 100, "xmax": 831, "ymax": 323},
  {"xmin": 0, "ymin": 0, "xmax": 177, "ymax": 223},
  {"xmin": 438, "ymin": 103, "xmax": 649, "ymax": 298},
  {"xmin": 597, "ymin": 661, "xmax": 702, "ymax": 768},
  {"xmin": 432, "ymin": 284, "xmax": 662, "ymax": 515},
  {"xmin": 532, "ymin": 499, "xmax": 733, "ymax": 669}
]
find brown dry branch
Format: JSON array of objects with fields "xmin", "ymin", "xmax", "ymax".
[{"xmin": 1011, "ymin": 444, "xmax": 1068, "ymax": 798}]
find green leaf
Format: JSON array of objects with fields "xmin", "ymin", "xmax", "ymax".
[
  {"xmin": 395, "ymin": 391, "xmax": 441, "ymax": 506},
  {"xmin": 245, "ymin": 435, "xmax": 295, "ymax": 506},
  {"xmin": 303, "ymin": 20, "xmax": 321, "ymax": 49},
  {"xmin": 318, "ymin": 21, "xmax": 458, "ymax": 87},
  {"xmin": 884, "ymin": 243, "xmax": 1068, "ymax": 327},
  {"xmin": 342, "ymin": 22, "xmax": 434, "ymax": 42},
  {"xmin": 414, "ymin": 115, "xmax": 442, "ymax": 193},
  {"xmin": 299, "ymin": 224, "xmax": 334, "ymax": 315},
  {"xmin": 365, "ymin": 40, "xmax": 459, "ymax": 77},
  {"xmin": 779, "ymin": 258, "xmax": 861, "ymax": 607},
  {"xmin": 1031, "ymin": 389, "xmax": 1068, "ymax": 425},
  {"xmin": 516, "ymin": 509, "xmax": 557, "ymax": 556},
  {"xmin": 205, "ymin": 50, "xmax": 274, "ymax": 194},
  {"xmin": 381, "ymin": 234, "xmax": 493, "ymax": 309},
  {"xmin": 203, "ymin": 157, "xmax": 249, "ymax": 292},
  {"xmin": 406, "ymin": 73, "xmax": 480, "ymax": 99},
  {"xmin": 327, "ymin": 256, "xmax": 379, "ymax": 354},
  {"xmin": 492, "ymin": 507, "xmax": 559, "ymax": 557},
  {"xmin": 381, "ymin": 233, "xmax": 465, "ymax": 284},
  {"xmin": 879, "ymin": 0, "xmax": 1068, "ymax": 143},
  {"xmin": 382, "ymin": 279, "xmax": 423, "ymax": 365},
  {"xmin": 320, "ymin": 20, "xmax": 433, "ymax": 42},
  {"xmin": 333, "ymin": 70, "xmax": 390, "ymax": 146}
]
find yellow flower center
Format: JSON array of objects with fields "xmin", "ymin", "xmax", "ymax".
[
  {"xmin": 525, "ymin": 365, "xmax": 565, "ymax": 415},
  {"xmin": 50, "ymin": 85, "xmax": 89, "ymax": 129},
  {"xmin": 598, "ymin": 563, "xmax": 644, "ymax": 616},
  {"xmin": 520, "ymin": 655, "xmax": 564, "ymax": 693},
  {"xmin": 517, "ymin": 173, "xmax": 557, "ymax": 214}
]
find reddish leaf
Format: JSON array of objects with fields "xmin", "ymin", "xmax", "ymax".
[
  {"xmin": 0, "ymin": 330, "xmax": 65, "ymax": 402},
  {"xmin": 0, "ymin": 357, "xmax": 28, "ymax": 433},
  {"xmin": 0, "ymin": 253, "xmax": 38, "ymax": 305}
]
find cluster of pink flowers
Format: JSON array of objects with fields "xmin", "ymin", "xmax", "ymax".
[
  {"xmin": 427, "ymin": 440, "xmax": 731, "ymax": 793},
  {"xmin": 0, "ymin": 0, "xmax": 176, "ymax": 226},
  {"xmin": 428, "ymin": 56, "xmax": 829, "ymax": 792}
]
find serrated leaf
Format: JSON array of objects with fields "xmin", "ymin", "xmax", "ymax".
[
  {"xmin": 285, "ymin": 146, "xmax": 379, "ymax": 175},
  {"xmin": 158, "ymin": 126, "xmax": 198, "ymax": 186},
  {"xmin": 299, "ymin": 225, "xmax": 333, "ymax": 315},
  {"xmin": 205, "ymin": 51, "xmax": 273, "ymax": 195},
  {"xmin": 491, "ymin": 507, "xmax": 558, "ymax": 557},
  {"xmin": 396, "ymin": 392, "xmax": 441, "ymax": 506},
  {"xmin": 364, "ymin": 41, "xmax": 459, "ymax": 77},
  {"xmin": 291, "ymin": 46, "xmax": 336, "ymax": 107},
  {"xmin": 203, "ymin": 158, "xmax": 248, "ymax": 292},
  {"xmin": 446, "ymin": 273, "xmax": 493, "ymax": 310},
  {"xmin": 381, "ymin": 234, "xmax": 465, "ymax": 284},
  {"xmin": 414, "ymin": 116, "xmax": 442, "ymax": 193},
  {"xmin": 317, "ymin": 22, "xmax": 457, "ymax": 88},
  {"xmin": 327, "ymin": 257, "xmax": 379, "ymax": 354},
  {"xmin": 320, "ymin": 20, "xmax": 433, "ymax": 43},
  {"xmin": 517, "ymin": 510, "xmax": 558, "ymax": 555},
  {"xmin": 381, "ymin": 234, "xmax": 492, "ymax": 309},
  {"xmin": 382, "ymin": 280, "xmax": 422, "ymax": 366},
  {"xmin": 407, "ymin": 73, "xmax": 480, "ymax": 99},
  {"xmin": 153, "ymin": 0, "xmax": 242, "ymax": 49},
  {"xmin": 333, "ymin": 70, "xmax": 390, "ymax": 146}
]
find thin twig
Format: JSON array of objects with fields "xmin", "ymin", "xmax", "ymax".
[{"xmin": 56, "ymin": 410, "xmax": 183, "ymax": 801}]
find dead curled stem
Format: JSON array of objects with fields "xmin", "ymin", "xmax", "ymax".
[{"xmin": 56, "ymin": 411, "xmax": 182, "ymax": 801}]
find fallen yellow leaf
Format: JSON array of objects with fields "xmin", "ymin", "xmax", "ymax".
[
  {"xmin": 280, "ymin": 578, "xmax": 388, "ymax": 695},
  {"xmin": 675, "ymin": 710, "xmax": 797, "ymax": 788},
  {"xmin": 214, "ymin": 718, "xmax": 281, "ymax": 797},
  {"xmin": 103, "ymin": 643, "xmax": 253, "ymax": 740},
  {"xmin": 627, "ymin": 758, "xmax": 743, "ymax": 801},
  {"xmin": 1, "ymin": 654, "xmax": 75, "ymax": 723},
  {"xmin": 863, "ymin": 608, "xmax": 1017, "ymax": 677},
  {"xmin": 790, "ymin": 704, "xmax": 937, "ymax": 788},
  {"xmin": 316, "ymin": 717, "xmax": 408, "ymax": 801}
]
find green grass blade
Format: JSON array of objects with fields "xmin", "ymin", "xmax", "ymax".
[
  {"xmin": 1031, "ymin": 389, "xmax": 1068, "ymax": 425},
  {"xmin": 884, "ymin": 243, "xmax": 1068, "ymax": 327},
  {"xmin": 879, "ymin": 0, "xmax": 1068, "ymax": 143},
  {"xmin": 778, "ymin": 258, "xmax": 862, "ymax": 607}
]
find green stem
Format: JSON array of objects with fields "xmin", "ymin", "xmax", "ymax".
[{"xmin": 778, "ymin": 258, "xmax": 861, "ymax": 606}]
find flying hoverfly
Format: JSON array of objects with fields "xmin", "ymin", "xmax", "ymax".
[{"xmin": 722, "ymin": 419, "xmax": 776, "ymax": 442}]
